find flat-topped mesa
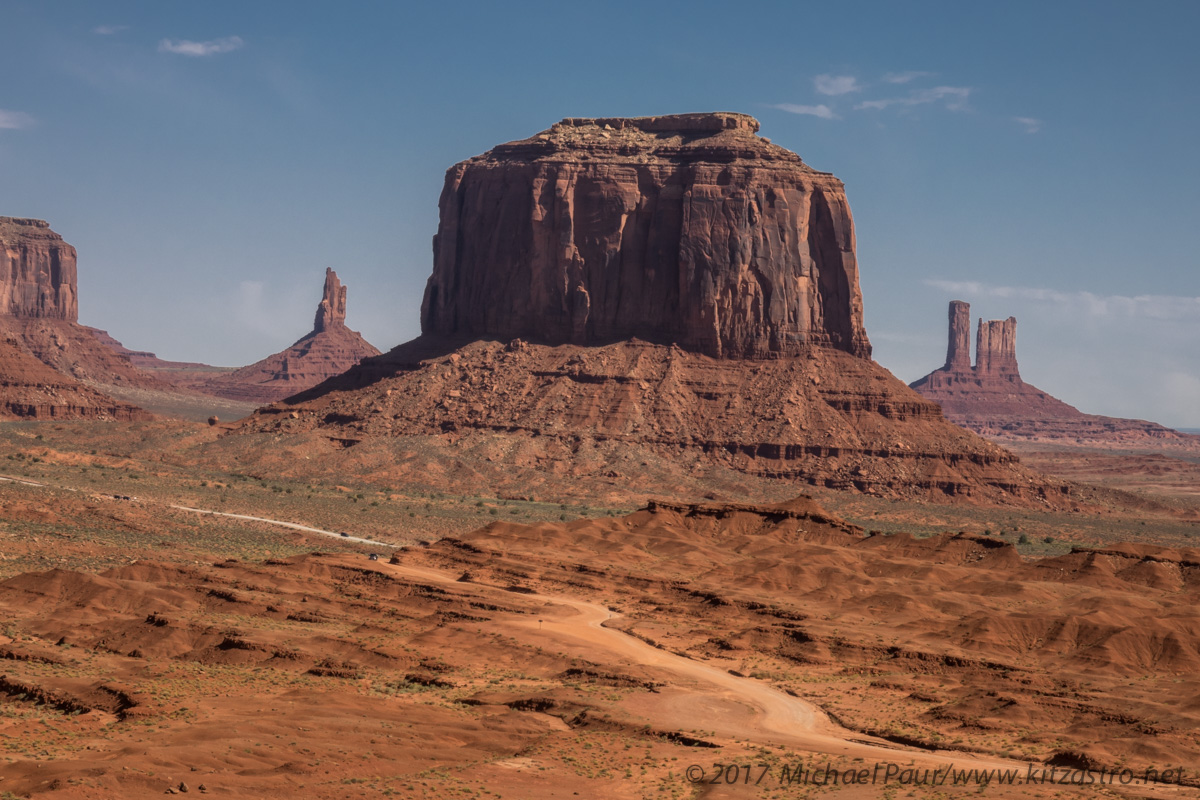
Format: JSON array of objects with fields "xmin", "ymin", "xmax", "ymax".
[
  {"xmin": 421, "ymin": 112, "xmax": 871, "ymax": 360},
  {"xmin": 976, "ymin": 316, "xmax": 1019, "ymax": 377},
  {"xmin": 313, "ymin": 268, "xmax": 348, "ymax": 333},
  {"xmin": 557, "ymin": 112, "xmax": 760, "ymax": 134},
  {"xmin": 0, "ymin": 216, "xmax": 78, "ymax": 321}
]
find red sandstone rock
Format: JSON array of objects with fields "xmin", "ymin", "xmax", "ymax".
[
  {"xmin": 84, "ymin": 325, "xmax": 218, "ymax": 375},
  {"xmin": 237, "ymin": 114, "xmax": 1072, "ymax": 504},
  {"xmin": 0, "ymin": 335, "xmax": 149, "ymax": 421},
  {"xmin": 945, "ymin": 300, "xmax": 971, "ymax": 372},
  {"xmin": 0, "ymin": 217, "xmax": 78, "ymax": 321},
  {"xmin": 198, "ymin": 269, "xmax": 381, "ymax": 403},
  {"xmin": 314, "ymin": 268, "xmax": 347, "ymax": 334},
  {"xmin": 0, "ymin": 316, "xmax": 169, "ymax": 392},
  {"xmin": 911, "ymin": 301, "xmax": 1200, "ymax": 451},
  {"xmin": 912, "ymin": 303, "xmax": 1074, "ymax": 418},
  {"xmin": 0, "ymin": 216, "xmax": 162, "ymax": 419},
  {"xmin": 421, "ymin": 113, "xmax": 870, "ymax": 360},
  {"xmin": 975, "ymin": 316, "xmax": 1018, "ymax": 376},
  {"xmin": 253, "ymin": 337, "xmax": 1070, "ymax": 502}
]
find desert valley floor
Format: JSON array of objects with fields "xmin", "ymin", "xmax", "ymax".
[{"xmin": 1, "ymin": 420, "xmax": 1199, "ymax": 799}]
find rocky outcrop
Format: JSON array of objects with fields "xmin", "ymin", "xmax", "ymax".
[
  {"xmin": 198, "ymin": 269, "xmax": 380, "ymax": 403},
  {"xmin": 911, "ymin": 301, "xmax": 1200, "ymax": 451},
  {"xmin": 944, "ymin": 300, "xmax": 971, "ymax": 372},
  {"xmin": 913, "ymin": 302, "xmax": 1090, "ymax": 418},
  {"xmin": 0, "ymin": 335, "xmax": 149, "ymax": 421},
  {"xmin": 314, "ymin": 268, "xmax": 347, "ymax": 334},
  {"xmin": 1, "ymin": 217, "xmax": 78, "ymax": 321},
  {"xmin": 231, "ymin": 114, "xmax": 1078, "ymax": 505},
  {"xmin": 0, "ymin": 315, "xmax": 169, "ymax": 394},
  {"xmin": 249, "ymin": 337, "xmax": 1067, "ymax": 503},
  {"xmin": 82, "ymin": 269, "xmax": 378, "ymax": 412},
  {"xmin": 0, "ymin": 216, "xmax": 163, "ymax": 419},
  {"xmin": 975, "ymin": 316, "xmax": 1018, "ymax": 376},
  {"xmin": 421, "ymin": 113, "xmax": 870, "ymax": 360}
]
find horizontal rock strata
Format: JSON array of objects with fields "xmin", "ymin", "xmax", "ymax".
[{"xmin": 422, "ymin": 113, "xmax": 870, "ymax": 360}]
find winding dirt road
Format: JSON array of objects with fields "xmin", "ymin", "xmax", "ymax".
[{"xmin": 374, "ymin": 554, "xmax": 1029, "ymax": 774}]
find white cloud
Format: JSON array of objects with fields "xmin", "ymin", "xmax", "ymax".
[
  {"xmin": 857, "ymin": 85, "xmax": 971, "ymax": 112},
  {"xmin": 770, "ymin": 103, "xmax": 837, "ymax": 120},
  {"xmin": 814, "ymin": 74, "xmax": 860, "ymax": 96},
  {"xmin": 0, "ymin": 110, "xmax": 35, "ymax": 130},
  {"xmin": 93, "ymin": 24, "xmax": 128, "ymax": 35},
  {"xmin": 1014, "ymin": 116, "xmax": 1042, "ymax": 134},
  {"xmin": 158, "ymin": 36, "xmax": 244, "ymax": 57},
  {"xmin": 924, "ymin": 279, "xmax": 1200, "ymax": 320},
  {"xmin": 883, "ymin": 71, "xmax": 935, "ymax": 84}
]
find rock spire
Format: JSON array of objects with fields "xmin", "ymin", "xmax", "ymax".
[{"xmin": 314, "ymin": 268, "xmax": 348, "ymax": 333}]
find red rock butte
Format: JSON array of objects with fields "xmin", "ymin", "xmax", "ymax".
[
  {"xmin": 911, "ymin": 300, "xmax": 1200, "ymax": 450},
  {"xmin": 247, "ymin": 114, "xmax": 1070, "ymax": 504},
  {"xmin": 421, "ymin": 112, "xmax": 870, "ymax": 360},
  {"xmin": 909, "ymin": 301, "xmax": 1058, "ymax": 417},
  {"xmin": 0, "ymin": 216, "xmax": 153, "ymax": 420}
]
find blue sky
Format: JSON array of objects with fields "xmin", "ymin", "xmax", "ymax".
[{"xmin": 2, "ymin": 1, "xmax": 1198, "ymax": 426}]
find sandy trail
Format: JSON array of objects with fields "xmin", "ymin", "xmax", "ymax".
[
  {"xmin": 167, "ymin": 504, "xmax": 397, "ymax": 548},
  {"xmin": 375, "ymin": 555, "xmax": 1029, "ymax": 773}
]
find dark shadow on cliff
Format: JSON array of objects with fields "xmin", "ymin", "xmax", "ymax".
[{"xmin": 272, "ymin": 335, "xmax": 480, "ymax": 406}]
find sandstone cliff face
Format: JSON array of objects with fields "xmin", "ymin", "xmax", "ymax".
[
  {"xmin": 199, "ymin": 269, "xmax": 381, "ymax": 404},
  {"xmin": 236, "ymin": 115, "xmax": 1074, "ymax": 505},
  {"xmin": 0, "ymin": 217, "xmax": 78, "ymax": 321},
  {"xmin": 0, "ymin": 216, "xmax": 163, "ymax": 419},
  {"xmin": 975, "ymin": 316, "xmax": 1018, "ymax": 376},
  {"xmin": 944, "ymin": 300, "xmax": 971, "ymax": 372},
  {"xmin": 421, "ymin": 113, "xmax": 870, "ymax": 360}
]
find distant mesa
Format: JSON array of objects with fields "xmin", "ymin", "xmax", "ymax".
[
  {"xmin": 246, "ymin": 113, "xmax": 1067, "ymax": 504},
  {"xmin": 194, "ymin": 268, "xmax": 381, "ymax": 404},
  {"xmin": 86, "ymin": 268, "xmax": 382, "ymax": 407},
  {"xmin": 910, "ymin": 300, "xmax": 1077, "ymax": 419},
  {"xmin": 911, "ymin": 300, "xmax": 1200, "ymax": 450},
  {"xmin": 0, "ymin": 216, "xmax": 153, "ymax": 421},
  {"xmin": 3, "ymin": 215, "xmax": 380, "ymax": 421},
  {"xmin": 83, "ymin": 326, "xmax": 215, "ymax": 373}
]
